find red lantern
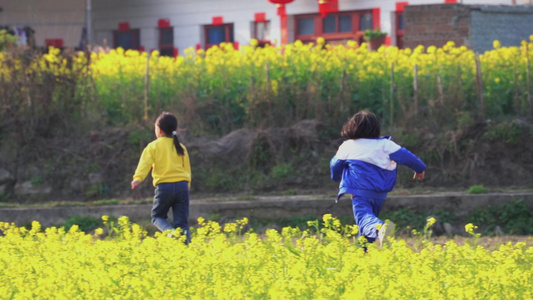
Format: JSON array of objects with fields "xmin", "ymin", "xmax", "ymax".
[
  {"xmin": 267, "ymin": 0, "xmax": 294, "ymax": 4},
  {"xmin": 268, "ymin": 0, "xmax": 293, "ymax": 45},
  {"xmin": 268, "ymin": 0, "xmax": 294, "ymax": 17},
  {"xmin": 318, "ymin": 0, "xmax": 339, "ymax": 18}
]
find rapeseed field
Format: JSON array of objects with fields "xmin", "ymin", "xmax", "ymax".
[{"xmin": 0, "ymin": 215, "xmax": 531, "ymax": 299}]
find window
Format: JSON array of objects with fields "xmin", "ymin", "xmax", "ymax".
[
  {"xmin": 323, "ymin": 15, "xmax": 353, "ymax": 34},
  {"xmin": 323, "ymin": 16, "xmax": 336, "ymax": 33},
  {"xmin": 113, "ymin": 29, "xmax": 140, "ymax": 50},
  {"xmin": 360, "ymin": 13, "xmax": 373, "ymax": 31},
  {"xmin": 204, "ymin": 24, "xmax": 233, "ymax": 48},
  {"xmin": 252, "ymin": 21, "xmax": 271, "ymax": 46},
  {"xmin": 395, "ymin": 12, "xmax": 404, "ymax": 49},
  {"xmin": 297, "ymin": 17, "xmax": 315, "ymax": 36},
  {"xmin": 295, "ymin": 10, "xmax": 373, "ymax": 45},
  {"xmin": 159, "ymin": 27, "xmax": 174, "ymax": 56},
  {"xmin": 339, "ymin": 16, "xmax": 352, "ymax": 32},
  {"xmin": 398, "ymin": 13, "xmax": 404, "ymax": 31}
]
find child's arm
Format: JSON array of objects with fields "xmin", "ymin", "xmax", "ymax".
[
  {"xmin": 389, "ymin": 147, "xmax": 427, "ymax": 178},
  {"xmin": 131, "ymin": 146, "xmax": 154, "ymax": 189},
  {"xmin": 330, "ymin": 156, "xmax": 346, "ymax": 182},
  {"xmin": 183, "ymin": 146, "xmax": 192, "ymax": 189},
  {"xmin": 131, "ymin": 179, "xmax": 142, "ymax": 190}
]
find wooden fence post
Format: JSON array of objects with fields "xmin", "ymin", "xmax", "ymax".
[
  {"xmin": 250, "ymin": 75, "xmax": 255, "ymax": 125},
  {"xmin": 265, "ymin": 63, "xmax": 272, "ymax": 124},
  {"xmin": 437, "ymin": 73, "xmax": 444, "ymax": 106},
  {"xmin": 339, "ymin": 67, "xmax": 347, "ymax": 114},
  {"xmin": 390, "ymin": 62, "xmax": 395, "ymax": 126},
  {"xmin": 144, "ymin": 53, "xmax": 150, "ymax": 121},
  {"xmin": 382, "ymin": 85, "xmax": 386, "ymax": 122},
  {"xmin": 527, "ymin": 43, "xmax": 532, "ymax": 118},
  {"xmin": 475, "ymin": 54, "xmax": 485, "ymax": 120},
  {"xmin": 413, "ymin": 64, "xmax": 418, "ymax": 120}
]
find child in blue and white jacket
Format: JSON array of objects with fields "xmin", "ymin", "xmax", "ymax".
[{"xmin": 330, "ymin": 111, "xmax": 426, "ymax": 246}]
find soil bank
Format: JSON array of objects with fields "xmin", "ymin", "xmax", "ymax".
[{"xmin": 0, "ymin": 192, "xmax": 531, "ymax": 228}]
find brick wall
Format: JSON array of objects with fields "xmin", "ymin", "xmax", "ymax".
[
  {"xmin": 404, "ymin": 4, "xmax": 472, "ymax": 49},
  {"xmin": 404, "ymin": 4, "xmax": 533, "ymax": 51}
]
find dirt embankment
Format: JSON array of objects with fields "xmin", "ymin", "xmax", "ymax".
[{"xmin": 0, "ymin": 119, "xmax": 532, "ymax": 203}]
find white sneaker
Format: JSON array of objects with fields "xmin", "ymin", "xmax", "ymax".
[
  {"xmin": 377, "ymin": 221, "xmax": 395, "ymax": 248},
  {"xmin": 167, "ymin": 229, "xmax": 177, "ymax": 238}
]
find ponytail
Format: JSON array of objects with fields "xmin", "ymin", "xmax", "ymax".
[
  {"xmin": 172, "ymin": 131, "xmax": 185, "ymax": 156},
  {"xmin": 156, "ymin": 112, "xmax": 185, "ymax": 156}
]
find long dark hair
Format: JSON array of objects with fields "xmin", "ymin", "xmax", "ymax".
[
  {"xmin": 341, "ymin": 110, "xmax": 381, "ymax": 139},
  {"xmin": 156, "ymin": 112, "xmax": 185, "ymax": 156}
]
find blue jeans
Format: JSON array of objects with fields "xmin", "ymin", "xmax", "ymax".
[
  {"xmin": 152, "ymin": 181, "xmax": 190, "ymax": 242},
  {"xmin": 352, "ymin": 195, "xmax": 385, "ymax": 243}
]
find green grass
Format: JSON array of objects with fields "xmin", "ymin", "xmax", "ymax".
[{"xmin": 467, "ymin": 185, "xmax": 490, "ymax": 194}]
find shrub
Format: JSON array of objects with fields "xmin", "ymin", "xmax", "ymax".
[
  {"xmin": 0, "ymin": 29, "xmax": 18, "ymax": 51},
  {"xmin": 467, "ymin": 199, "xmax": 533, "ymax": 235},
  {"xmin": 63, "ymin": 215, "xmax": 102, "ymax": 233},
  {"xmin": 271, "ymin": 163, "xmax": 292, "ymax": 180},
  {"xmin": 467, "ymin": 185, "xmax": 489, "ymax": 194},
  {"xmin": 499, "ymin": 199, "xmax": 533, "ymax": 235},
  {"xmin": 363, "ymin": 29, "xmax": 387, "ymax": 40},
  {"xmin": 484, "ymin": 120, "xmax": 529, "ymax": 145}
]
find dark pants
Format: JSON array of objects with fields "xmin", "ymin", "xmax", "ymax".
[
  {"xmin": 352, "ymin": 195, "xmax": 385, "ymax": 243},
  {"xmin": 152, "ymin": 181, "xmax": 190, "ymax": 242}
]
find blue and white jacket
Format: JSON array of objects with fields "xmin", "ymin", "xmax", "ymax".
[{"xmin": 330, "ymin": 136, "xmax": 426, "ymax": 201}]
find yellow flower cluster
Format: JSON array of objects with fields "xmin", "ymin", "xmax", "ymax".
[
  {"xmin": 2, "ymin": 37, "xmax": 530, "ymax": 128},
  {"xmin": 0, "ymin": 216, "xmax": 531, "ymax": 299}
]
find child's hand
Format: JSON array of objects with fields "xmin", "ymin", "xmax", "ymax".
[
  {"xmin": 413, "ymin": 171, "xmax": 425, "ymax": 180},
  {"xmin": 131, "ymin": 180, "xmax": 141, "ymax": 190}
]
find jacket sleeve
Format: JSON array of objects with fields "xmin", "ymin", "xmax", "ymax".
[
  {"xmin": 389, "ymin": 148, "xmax": 427, "ymax": 173},
  {"xmin": 132, "ymin": 145, "xmax": 154, "ymax": 182},
  {"xmin": 183, "ymin": 146, "xmax": 192, "ymax": 188},
  {"xmin": 330, "ymin": 156, "xmax": 346, "ymax": 182}
]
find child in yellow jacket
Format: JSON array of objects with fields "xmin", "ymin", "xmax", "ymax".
[{"xmin": 131, "ymin": 112, "xmax": 191, "ymax": 242}]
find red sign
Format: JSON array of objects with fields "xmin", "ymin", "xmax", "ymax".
[
  {"xmin": 396, "ymin": 2, "xmax": 409, "ymax": 12},
  {"xmin": 372, "ymin": 8, "xmax": 381, "ymax": 30},
  {"xmin": 254, "ymin": 12, "xmax": 266, "ymax": 22},
  {"xmin": 45, "ymin": 39, "xmax": 63, "ymax": 48},
  {"xmin": 118, "ymin": 22, "xmax": 130, "ymax": 31},
  {"xmin": 212, "ymin": 16, "xmax": 223, "ymax": 25},
  {"xmin": 158, "ymin": 19, "xmax": 170, "ymax": 28}
]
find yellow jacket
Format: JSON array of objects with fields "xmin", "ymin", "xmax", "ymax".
[{"xmin": 133, "ymin": 137, "xmax": 191, "ymax": 187}]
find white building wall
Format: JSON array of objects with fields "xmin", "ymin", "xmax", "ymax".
[
  {"xmin": 92, "ymin": 0, "xmax": 285, "ymax": 52},
  {"xmin": 0, "ymin": 0, "xmax": 86, "ymax": 47},
  {"xmin": 296, "ymin": 0, "xmax": 513, "ymax": 45},
  {"xmin": 288, "ymin": 0, "xmax": 513, "ymax": 41},
  {"xmin": 92, "ymin": 0, "xmax": 514, "ymax": 51},
  {"xmin": 0, "ymin": 0, "xmax": 519, "ymax": 49}
]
